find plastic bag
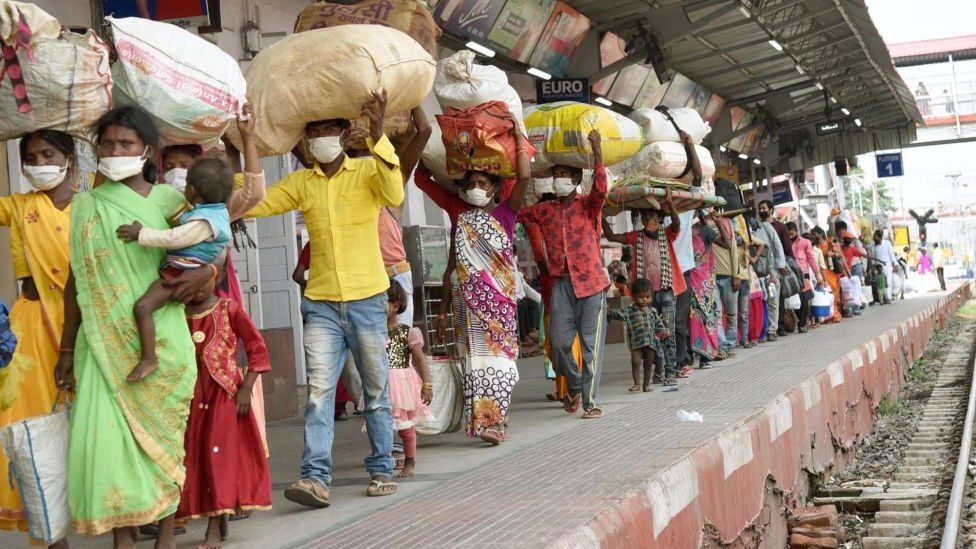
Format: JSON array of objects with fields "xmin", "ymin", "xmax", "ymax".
[
  {"xmin": 434, "ymin": 50, "xmax": 525, "ymax": 134},
  {"xmin": 785, "ymin": 294, "xmax": 801, "ymax": 310},
  {"xmin": 526, "ymin": 101, "xmax": 643, "ymax": 175},
  {"xmin": 0, "ymin": 2, "xmax": 111, "ymax": 141},
  {"xmin": 630, "ymin": 107, "xmax": 710, "ymax": 145},
  {"xmin": 107, "ymin": 17, "xmax": 246, "ymax": 149},
  {"xmin": 0, "ymin": 404, "xmax": 70, "ymax": 544},
  {"xmin": 677, "ymin": 410, "xmax": 703, "ymax": 422},
  {"xmin": 437, "ymin": 101, "xmax": 532, "ymax": 178},
  {"xmin": 415, "ymin": 357, "xmax": 463, "ymax": 435},
  {"xmin": 227, "ymin": 25, "xmax": 436, "ymax": 156}
]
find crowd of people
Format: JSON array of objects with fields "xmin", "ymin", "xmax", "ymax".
[{"xmin": 0, "ymin": 84, "xmax": 946, "ymax": 549}]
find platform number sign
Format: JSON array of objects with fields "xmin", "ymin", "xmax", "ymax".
[{"xmin": 876, "ymin": 152, "xmax": 903, "ymax": 177}]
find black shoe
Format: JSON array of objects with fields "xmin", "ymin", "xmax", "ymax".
[
  {"xmin": 798, "ymin": 326, "xmax": 808, "ymax": 333},
  {"xmin": 776, "ymin": 329, "xmax": 788, "ymax": 337}
]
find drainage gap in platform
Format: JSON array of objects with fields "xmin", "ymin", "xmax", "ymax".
[{"xmin": 804, "ymin": 301, "xmax": 976, "ymax": 549}]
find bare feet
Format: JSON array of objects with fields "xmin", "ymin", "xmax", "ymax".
[
  {"xmin": 112, "ymin": 526, "xmax": 138, "ymax": 549},
  {"xmin": 155, "ymin": 514, "xmax": 178, "ymax": 549},
  {"xmin": 197, "ymin": 515, "xmax": 223, "ymax": 549},
  {"xmin": 399, "ymin": 457, "xmax": 416, "ymax": 477},
  {"xmin": 642, "ymin": 384, "xmax": 653, "ymax": 392},
  {"xmin": 127, "ymin": 358, "xmax": 159, "ymax": 382},
  {"xmin": 628, "ymin": 384, "xmax": 641, "ymax": 392}
]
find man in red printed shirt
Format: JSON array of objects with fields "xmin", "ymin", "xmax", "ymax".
[{"xmin": 518, "ymin": 131, "xmax": 609, "ymax": 419}]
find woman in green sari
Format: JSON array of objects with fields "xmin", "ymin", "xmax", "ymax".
[{"xmin": 55, "ymin": 107, "xmax": 215, "ymax": 549}]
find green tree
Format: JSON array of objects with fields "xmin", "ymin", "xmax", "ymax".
[{"xmin": 843, "ymin": 168, "xmax": 897, "ymax": 213}]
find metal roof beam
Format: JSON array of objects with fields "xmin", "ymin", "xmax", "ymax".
[
  {"xmin": 795, "ymin": 34, "xmax": 858, "ymax": 58},
  {"xmin": 726, "ymin": 80, "xmax": 821, "ymax": 106},
  {"xmin": 782, "ymin": 21, "xmax": 848, "ymax": 45},
  {"xmin": 695, "ymin": 53, "xmax": 787, "ymax": 80},
  {"xmin": 769, "ymin": 5, "xmax": 837, "ymax": 32},
  {"xmin": 668, "ymin": 36, "xmax": 773, "ymax": 65},
  {"xmin": 760, "ymin": 0, "xmax": 807, "ymax": 17}
]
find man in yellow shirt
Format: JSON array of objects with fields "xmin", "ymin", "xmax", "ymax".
[{"xmin": 246, "ymin": 90, "xmax": 404, "ymax": 506}]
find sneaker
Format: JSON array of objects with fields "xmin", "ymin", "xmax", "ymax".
[{"xmin": 284, "ymin": 478, "xmax": 331, "ymax": 508}]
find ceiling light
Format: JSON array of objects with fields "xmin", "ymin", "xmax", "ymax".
[
  {"xmin": 753, "ymin": 158, "xmax": 761, "ymax": 165},
  {"xmin": 854, "ymin": 118, "xmax": 862, "ymax": 127},
  {"xmin": 815, "ymin": 82, "xmax": 824, "ymax": 90},
  {"xmin": 738, "ymin": 153, "xmax": 749, "ymax": 160},
  {"xmin": 841, "ymin": 107, "xmax": 851, "ymax": 116},
  {"xmin": 465, "ymin": 41, "xmax": 495, "ymax": 58},
  {"xmin": 739, "ymin": 6, "xmax": 751, "ymax": 18},
  {"xmin": 527, "ymin": 67, "xmax": 552, "ymax": 80},
  {"xmin": 594, "ymin": 96, "xmax": 613, "ymax": 107},
  {"xmin": 795, "ymin": 65, "xmax": 805, "ymax": 74},
  {"xmin": 768, "ymin": 40, "xmax": 783, "ymax": 51},
  {"xmin": 719, "ymin": 145, "xmax": 727, "ymax": 152},
  {"xmin": 830, "ymin": 96, "xmax": 838, "ymax": 104}
]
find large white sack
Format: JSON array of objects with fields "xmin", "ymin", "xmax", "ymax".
[
  {"xmin": 230, "ymin": 25, "xmax": 436, "ymax": 156},
  {"xmin": 630, "ymin": 107, "xmax": 710, "ymax": 145},
  {"xmin": 415, "ymin": 357, "xmax": 463, "ymax": 436},
  {"xmin": 0, "ymin": 407, "xmax": 70, "ymax": 544},
  {"xmin": 434, "ymin": 50, "xmax": 525, "ymax": 134},
  {"xmin": 0, "ymin": 1, "xmax": 111, "ymax": 141},
  {"xmin": 615, "ymin": 141, "xmax": 715, "ymax": 181},
  {"xmin": 420, "ymin": 123, "xmax": 455, "ymax": 184},
  {"xmin": 107, "ymin": 17, "xmax": 246, "ymax": 149}
]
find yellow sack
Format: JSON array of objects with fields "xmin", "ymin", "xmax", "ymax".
[
  {"xmin": 227, "ymin": 25, "xmax": 435, "ymax": 156},
  {"xmin": 525, "ymin": 101, "xmax": 643, "ymax": 176}
]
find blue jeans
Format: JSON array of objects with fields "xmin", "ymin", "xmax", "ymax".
[
  {"xmin": 715, "ymin": 276, "xmax": 737, "ymax": 349},
  {"xmin": 300, "ymin": 293, "xmax": 394, "ymax": 487},
  {"xmin": 652, "ymin": 288, "xmax": 677, "ymax": 378},
  {"xmin": 737, "ymin": 282, "xmax": 750, "ymax": 345}
]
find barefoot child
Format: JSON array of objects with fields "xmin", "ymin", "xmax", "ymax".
[
  {"xmin": 176, "ymin": 271, "xmax": 272, "ymax": 548},
  {"xmin": 386, "ymin": 280, "xmax": 433, "ymax": 477},
  {"xmin": 118, "ymin": 106, "xmax": 259, "ymax": 381},
  {"xmin": 608, "ymin": 278, "xmax": 668, "ymax": 392}
]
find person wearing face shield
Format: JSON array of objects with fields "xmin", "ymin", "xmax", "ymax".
[
  {"xmin": 0, "ymin": 129, "xmax": 76, "ymax": 548},
  {"xmin": 518, "ymin": 130, "xmax": 609, "ymax": 419},
  {"xmin": 245, "ymin": 89, "xmax": 405, "ymax": 505}
]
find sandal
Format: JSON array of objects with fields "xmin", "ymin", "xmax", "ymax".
[
  {"xmin": 545, "ymin": 393, "xmax": 560, "ymax": 402},
  {"xmin": 479, "ymin": 427, "xmax": 505, "ymax": 445},
  {"xmin": 680, "ymin": 366, "xmax": 693, "ymax": 375},
  {"xmin": 393, "ymin": 451, "xmax": 405, "ymax": 471},
  {"xmin": 676, "ymin": 370, "xmax": 690, "ymax": 378},
  {"xmin": 663, "ymin": 377, "xmax": 678, "ymax": 386},
  {"xmin": 229, "ymin": 510, "xmax": 250, "ymax": 522},
  {"xmin": 563, "ymin": 393, "xmax": 582, "ymax": 414},
  {"xmin": 366, "ymin": 476, "xmax": 399, "ymax": 497},
  {"xmin": 581, "ymin": 407, "xmax": 603, "ymax": 419}
]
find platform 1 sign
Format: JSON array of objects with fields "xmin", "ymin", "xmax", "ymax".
[
  {"xmin": 876, "ymin": 152, "xmax": 904, "ymax": 177},
  {"xmin": 536, "ymin": 78, "xmax": 589, "ymax": 104}
]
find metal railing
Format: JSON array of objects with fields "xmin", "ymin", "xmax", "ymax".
[
  {"xmin": 915, "ymin": 91, "xmax": 976, "ymax": 119},
  {"xmin": 939, "ymin": 345, "xmax": 976, "ymax": 548}
]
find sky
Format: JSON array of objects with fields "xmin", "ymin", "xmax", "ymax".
[{"xmin": 858, "ymin": 0, "xmax": 976, "ymax": 215}]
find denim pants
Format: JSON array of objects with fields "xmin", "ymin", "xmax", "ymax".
[
  {"xmin": 715, "ymin": 276, "xmax": 737, "ymax": 349},
  {"xmin": 652, "ymin": 288, "xmax": 677, "ymax": 378},
  {"xmin": 737, "ymin": 282, "xmax": 750, "ymax": 344},
  {"xmin": 300, "ymin": 293, "xmax": 394, "ymax": 487},
  {"xmin": 549, "ymin": 276, "xmax": 606, "ymax": 409},
  {"xmin": 674, "ymin": 272, "xmax": 692, "ymax": 366}
]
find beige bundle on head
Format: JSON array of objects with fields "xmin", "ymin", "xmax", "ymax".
[{"xmin": 226, "ymin": 25, "xmax": 436, "ymax": 157}]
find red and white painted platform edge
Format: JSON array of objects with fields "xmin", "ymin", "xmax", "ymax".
[{"xmin": 301, "ymin": 283, "xmax": 972, "ymax": 549}]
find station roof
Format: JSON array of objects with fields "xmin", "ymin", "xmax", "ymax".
[
  {"xmin": 889, "ymin": 35, "xmax": 976, "ymax": 67},
  {"xmin": 567, "ymin": 0, "xmax": 923, "ymax": 169}
]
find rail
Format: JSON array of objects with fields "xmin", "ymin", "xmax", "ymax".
[{"xmin": 939, "ymin": 354, "xmax": 976, "ymax": 548}]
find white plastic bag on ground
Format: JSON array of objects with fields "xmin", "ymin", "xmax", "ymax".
[
  {"xmin": 630, "ymin": 107, "xmax": 710, "ymax": 145},
  {"xmin": 230, "ymin": 25, "xmax": 435, "ymax": 156},
  {"xmin": 615, "ymin": 141, "xmax": 716, "ymax": 181},
  {"xmin": 0, "ymin": 1, "xmax": 111, "ymax": 140},
  {"xmin": 0, "ymin": 405, "xmax": 70, "ymax": 544},
  {"xmin": 415, "ymin": 357, "xmax": 463, "ymax": 436},
  {"xmin": 677, "ymin": 410, "xmax": 703, "ymax": 422},
  {"xmin": 434, "ymin": 50, "xmax": 525, "ymax": 134},
  {"xmin": 107, "ymin": 17, "xmax": 246, "ymax": 148}
]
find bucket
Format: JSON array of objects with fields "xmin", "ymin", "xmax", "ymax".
[{"xmin": 811, "ymin": 288, "xmax": 833, "ymax": 318}]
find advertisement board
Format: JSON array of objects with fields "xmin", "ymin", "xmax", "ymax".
[
  {"xmin": 434, "ymin": 0, "xmax": 506, "ymax": 41},
  {"xmin": 485, "ymin": 0, "xmax": 557, "ymax": 62},
  {"xmin": 700, "ymin": 94, "xmax": 725, "ymax": 124},
  {"xmin": 659, "ymin": 73, "xmax": 696, "ymax": 107},
  {"xmin": 592, "ymin": 32, "xmax": 624, "ymax": 96},
  {"xmin": 527, "ymin": 2, "xmax": 590, "ymax": 77},
  {"xmin": 536, "ymin": 78, "xmax": 589, "ymax": 103},
  {"xmin": 633, "ymin": 71, "xmax": 666, "ymax": 109},
  {"xmin": 101, "ymin": 0, "xmax": 214, "ymax": 28}
]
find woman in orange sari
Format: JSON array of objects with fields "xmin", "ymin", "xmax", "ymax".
[
  {"xmin": 812, "ymin": 227, "xmax": 844, "ymax": 323},
  {"xmin": 0, "ymin": 130, "xmax": 76, "ymax": 548}
]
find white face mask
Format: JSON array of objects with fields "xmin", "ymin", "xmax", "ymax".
[
  {"xmin": 164, "ymin": 168, "xmax": 188, "ymax": 192},
  {"xmin": 98, "ymin": 147, "xmax": 148, "ymax": 182},
  {"xmin": 309, "ymin": 136, "xmax": 344, "ymax": 164},
  {"xmin": 463, "ymin": 187, "xmax": 492, "ymax": 207},
  {"xmin": 553, "ymin": 177, "xmax": 577, "ymax": 197},
  {"xmin": 23, "ymin": 163, "xmax": 68, "ymax": 191}
]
